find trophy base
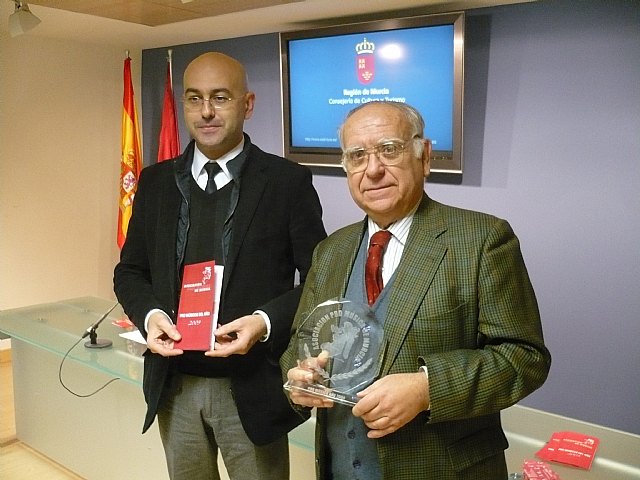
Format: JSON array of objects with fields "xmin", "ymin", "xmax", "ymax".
[{"xmin": 284, "ymin": 381, "xmax": 358, "ymax": 406}]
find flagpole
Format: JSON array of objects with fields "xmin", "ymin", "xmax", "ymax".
[{"xmin": 168, "ymin": 49, "xmax": 173, "ymax": 89}]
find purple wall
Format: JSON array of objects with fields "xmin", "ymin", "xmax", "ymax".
[{"xmin": 142, "ymin": 0, "xmax": 640, "ymax": 434}]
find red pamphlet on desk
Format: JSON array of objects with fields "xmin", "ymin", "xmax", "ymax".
[
  {"xmin": 175, "ymin": 260, "xmax": 222, "ymax": 351},
  {"xmin": 535, "ymin": 431, "xmax": 600, "ymax": 470}
]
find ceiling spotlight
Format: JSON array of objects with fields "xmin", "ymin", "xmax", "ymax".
[{"xmin": 9, "ymin": 1, "xmax": 41, "ymax": 37}]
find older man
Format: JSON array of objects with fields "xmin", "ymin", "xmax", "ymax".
[{"xmin": 282, "ymin": 101, "xmax": 551, "ymax": 480}]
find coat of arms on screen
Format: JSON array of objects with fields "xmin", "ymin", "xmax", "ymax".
[{"xmin": 355, "ymin": 38, "xmax": 375, "ymax": 84}]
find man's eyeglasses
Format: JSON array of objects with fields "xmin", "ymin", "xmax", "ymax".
[
  {"xmin": 342, "ymin": 139, "xmax": 416, "ymax": 173},
  {"xmin": 182, "ymin": 94, "xmax": 242, "ymax": 111}
]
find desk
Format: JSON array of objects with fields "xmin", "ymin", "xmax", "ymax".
[
  {"xmin": 0, "ymin": 297, "xmax": 315, "ymax": 480},
  {"xmin": 0, "ymin": 297, "xmax": 168, "ymax": 479}
]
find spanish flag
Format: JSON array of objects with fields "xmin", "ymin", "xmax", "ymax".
[
  {"xmin": 157, "ymin": 50, "xmax": 180, "ymax": 162},
  {"xmin": 118, "ymin": 55, "xmax": 142, "ymax": 249}
]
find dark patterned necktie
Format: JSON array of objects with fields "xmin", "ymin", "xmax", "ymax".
[
  {"xmin": 365, "ymin": 230, "xmax": 392, "ymax": 306},
  {"xmin": 204, "ymin": 162, "xmax": 222, "ymax": 194}
]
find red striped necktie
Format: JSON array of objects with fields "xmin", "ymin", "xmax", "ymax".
[{"xmin": 365, "ymin": 230, "xmax": 392, "ymax": 305}]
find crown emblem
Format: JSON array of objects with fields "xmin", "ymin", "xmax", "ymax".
[{"xmin": 355, "ymin": 38, "xmax": 375, "ymax": 55}]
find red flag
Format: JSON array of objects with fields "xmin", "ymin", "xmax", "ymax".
[
  {"xmin": 118, "ymin": 56, "xmax": 142, "ymax": 249},
  {"xmin": 157, "ymin": 57, "xmax": 180, "ymax": 162}
]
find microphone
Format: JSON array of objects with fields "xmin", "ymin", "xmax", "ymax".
[{"xmin": 82, "ymin": 302, "xmax": 118, "ymax": 349}]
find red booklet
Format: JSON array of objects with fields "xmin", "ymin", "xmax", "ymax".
[
  {"xmin": 175, "ymin": 261, "xmax": 222, "ymax": 351},
  {"xmin": 535, "ymin": 431, "xmax": 600, "ymax": 470}
]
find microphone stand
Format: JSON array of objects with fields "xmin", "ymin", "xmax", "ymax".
[{"xmin": 82, "ymin": 303, "xmax": 118, "ymax": 349}]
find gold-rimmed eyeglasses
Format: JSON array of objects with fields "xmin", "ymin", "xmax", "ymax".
[
  {"xmin": 341, "ymin": 139, "xmax": 417, "ymax": 173},
  {"xmin": 182, "ymin": 94, "xmax": 242, "ymax": 111}
]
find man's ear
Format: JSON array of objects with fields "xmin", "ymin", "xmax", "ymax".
[
  {"xmin": 244, "ymin": 91, "xmax": 256, "ymax": 120},
  {"xmin": 422, "ymin": 139, "xmax": 432, "ymax": 177}
]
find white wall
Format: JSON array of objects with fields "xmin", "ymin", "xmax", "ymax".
[{"xmin": 0, "ymin": 18, "xmax": 139, "ymax": 309}]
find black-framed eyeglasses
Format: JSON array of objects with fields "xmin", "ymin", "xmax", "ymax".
[
  {"xmin": 342, "ymin": 139, "xmax": 415, "ymax": 173},
  {"xmin": 182, "ymin": 94, "xmax": 242, "ymax": 111}
]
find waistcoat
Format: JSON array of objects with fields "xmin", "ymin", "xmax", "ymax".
[{"xmin": 327, "ymin": 234, "xmax": 397, "ymax": 480}]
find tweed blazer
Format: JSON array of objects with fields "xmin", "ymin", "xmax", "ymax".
[
  {"xmin": 114, "ymin": 138, "xmax": 326, "ymax": 444},
  {"xmin": 282, "ymin": 194, "xmax": 551, "ymax": 479}
]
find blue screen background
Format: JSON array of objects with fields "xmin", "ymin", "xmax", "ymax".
[{"xmin": 288, "ymin": 25, "xmax": 454, "ymax": 150}]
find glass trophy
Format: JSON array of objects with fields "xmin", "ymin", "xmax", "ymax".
[{"xmin": 284, "ymin": 299, "xmax": 383, "ymax": 406}]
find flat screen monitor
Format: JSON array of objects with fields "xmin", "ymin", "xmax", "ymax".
[{"xmin": 280, "ymin": 12, "xmax": 464, "ymax": 173}]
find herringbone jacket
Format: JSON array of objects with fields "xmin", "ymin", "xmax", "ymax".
[{"xmin": 282, "ymin": 194, "xmax": 551, "ymax": 479}]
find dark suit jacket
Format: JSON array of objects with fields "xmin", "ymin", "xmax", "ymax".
[
  {"xmin": 281, "ymin": 194, "xmax": 551, "ymax": 479},
  {"xmin": 114, "ymin": 138, "xmax": 326, "ymax": 445}
]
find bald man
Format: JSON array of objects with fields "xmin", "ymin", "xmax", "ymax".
[{"xmin": 114, "ymin": 52, "xmax": 326, "ymax": 480}]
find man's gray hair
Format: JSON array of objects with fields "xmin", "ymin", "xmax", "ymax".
[
  {"xmin": 337, "ymin": 101, "xmax": 426, "ymax": 149},
  {"xmin": 337, "ymin": 101, "xmax": 426, "ymax": 159}
]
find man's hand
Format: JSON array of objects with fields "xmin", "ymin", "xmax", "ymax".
[
  {"xmin": 286, "ymin": 351, "xmax": 334, "ymax": 408},
  {"xmin": 146, "ymin": 311, "xmax": 184, "ymax": 357},
  {"xmin": 352, "ymin": 372, "xmax": 430, "ymax": 439},
  {"xmin": 205, "ymin": 314, "xmax": 266, "ymax": 357}
]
